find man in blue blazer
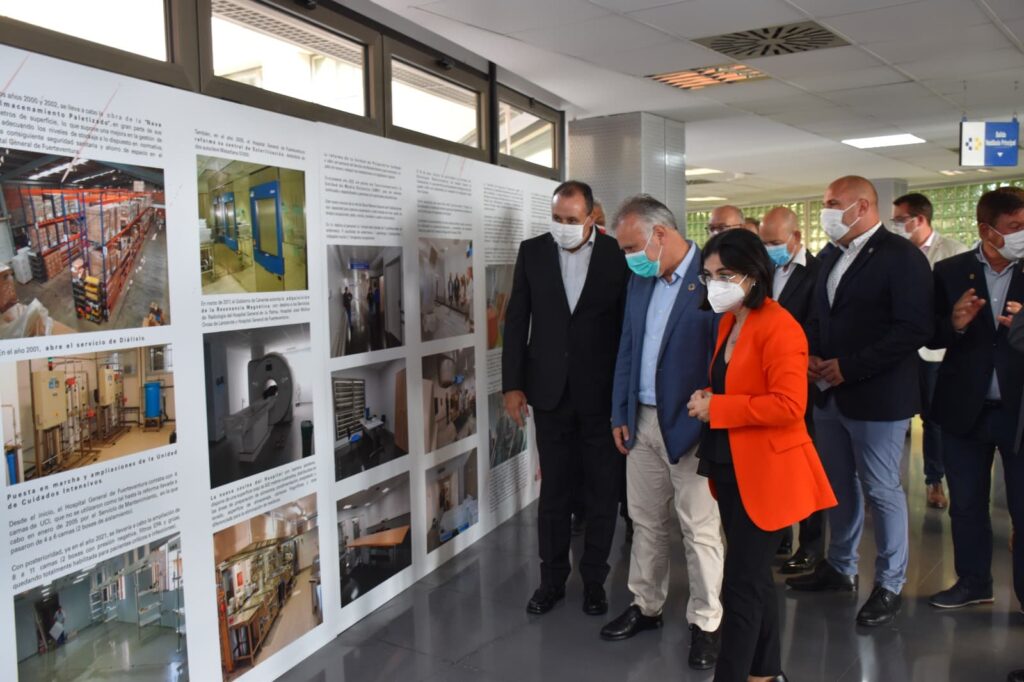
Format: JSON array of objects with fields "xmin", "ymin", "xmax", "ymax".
[{"xmin": 599, "ymin": 195, "xmax": 724, "ymax": 672}]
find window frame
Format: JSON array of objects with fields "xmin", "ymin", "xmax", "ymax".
[
  {"xmin": 495, "ymin": 84, "xmax": 562, "ymax": 181},
  {"xmin": 196, "ymin": 0, "xmax": 383, "ymax": 135}
]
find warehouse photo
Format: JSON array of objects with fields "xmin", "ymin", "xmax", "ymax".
[
  {"xmin": 332, "ymin": 358, "xmax": 408, "ymax": 482},
  {"xmin": 213, "ymin": 493, "xmax": 321, "ymax": 681},
  {"xmin": 204, "ymin": 323, "xmax": 314, "ymax": 488},
  {"xmin": 337, "ymin": 473, "xmax": 412, "ymax": 608},
  {"xmin": 13, "ymin": 533, "xmax": 187, "ymax": 682},
  {"xmin": 0, "ymin": 344, "xmax": 176, "ymax": 485},
  {"xmin": 419, "ymin": 238, "xmax": 474, "ymax": 341},
  {"xmin": 327, "ymin": 245, "xmax": 404, "ymax": 357},
  {"xmin": 197, "ymin": 155, "xmax": 308, "ymax": 295},
  {"xmin": 0, "ymin": 147, "xmax": 169, "ymax": 337},
  {"xmin": 426, "ymin": 449, "xmax": 479, "ymax": 553},
  {"xmin": 421, "ymin": 347, "xmax": 477, "ymax": 453}
]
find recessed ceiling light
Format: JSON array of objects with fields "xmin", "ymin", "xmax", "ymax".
[
  {"xmin": 689, "ymin": 196, "xmax": 729, "ymax": 202},
  {"xmin": 342, "ymin": 504, "xmax": 353, "ymax": 510},
  {"xmin": 976, "ymin": 168, "xmax": 992, "ymax": 173},
  {"xmin": 939, "ymin": 170, "xmax": 965, "ymax": 176},
  {"xmin": 841, "ymin": 134, "xmax": 926, "ymax": 149},
  {"xmin": 685, "ymin": 167, "xmax": 723, "ymax": 177},
  {"xmin": 647, "ymin": 63, "xmax": 766, "ymax": 91}
]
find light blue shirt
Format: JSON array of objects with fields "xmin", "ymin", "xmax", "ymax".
[
  {"xmin": 976, "ymin": 247, "xmax": 1018, "ymax": 400},
  {"xmin": 638, "ymin": 243, "xmax": 697, "ymax": 406}
]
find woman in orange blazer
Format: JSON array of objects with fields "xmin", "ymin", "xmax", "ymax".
[{"xmin": 686, "ymin": 229, "xmax": 836, "ymax": 682}]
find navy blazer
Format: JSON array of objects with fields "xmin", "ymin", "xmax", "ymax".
[
  {"xmin": 611, "ymin": 244, "xmax": 717, "ymax": 463},
  {"xmin": 805, "ymin": 226, "xmax": 933, "ymax": 421}
]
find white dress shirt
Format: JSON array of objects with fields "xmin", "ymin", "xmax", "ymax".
[
  {"xmin": 557, "ymin": 227, "xmax": 596, "ymax": 312},
  {"xmin": 772, "ymin": 245, "xmax": 807, "ymax": 300},
  {"xmin": 827, "ymin": 222, "xmax": 882, "ymax": 306}
]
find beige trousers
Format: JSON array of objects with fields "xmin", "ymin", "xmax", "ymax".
[{"xmin": 626, "ymin": 406, "xmax": 725, "ymax": 631}]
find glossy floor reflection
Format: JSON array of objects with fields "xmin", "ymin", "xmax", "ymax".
[{"xmin": 280, "ymin": 427, "xmax": 1022, "ymax": 682}]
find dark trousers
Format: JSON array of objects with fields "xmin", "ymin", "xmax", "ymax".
[
  {"xmin": 942, "ymin": 405, "xmax": 1024, "ymax": 607},
  {"xmin": 534, "ymin": 390, "xmax": 624, "ymax": 587},
  {"xmin": 780, "ymin": 408, "xmax": 826, "ymax": 555},
  {"xmin": 712, "ymin": 473, "xmax": 783, "ymax": 682},
  {"xmin": 919, "ymin": 359, "xmax": 944, "ymax": 484}
]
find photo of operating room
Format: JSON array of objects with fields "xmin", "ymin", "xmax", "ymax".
[
  {"xmin": 426, "ymin": 449, "xmax": 479, "ymax": 554},
  {"xmin": 419, "ymin": 238, "xmax": 474, "ymax": 342},
  {"xmin": 204, "ymin": 323, "xmax": 314, "ymax": 488},
  {"xmin": 421, "ymin": 347, "xmax": 477, "ymax": 453},
  {"xmin": 332, "ymin": 358, "xmax": 409, "ymax": 481},
  {"xmin": 337, "ymin": 473, "xmax": 412, "ymax": 608},
  {"xmin": 485, "ymin": 264, "xmax": 514, "ymax": 350},
  {"xmin": 488, "ymin": 390, "xmax": 527, "ymax": 469},
  {"xmin": 328, "ymin": 245, "xmax": 404, "ymax": 357}
]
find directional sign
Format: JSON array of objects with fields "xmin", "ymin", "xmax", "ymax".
[{"xmin": 960, "ymin": 119, "xmax": 1019, "ymax": 167}]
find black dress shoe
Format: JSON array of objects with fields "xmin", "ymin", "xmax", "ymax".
[
  {"xmin": 526, "ymin": 585, "xmax": 565, "ymax": 615},
  {"xmin": 780, "ymin": 547, "xmax": 819, "ymax": 575},
  {"xmin": 929, "ymin": 580, "xmax": 994, "ymax": 609},
  {"xmin": 856, "ymin": 585, "xmax": 901, "ymax": 626},
  {"xmin": 583, "ymin": 583, "xmax": 608, "ymax": 615},
  {"xmin": 688, "ymin": 624, "xmax": 720, "ymax": 670},
  {"xmin": 1007, "ymin": 669, "xmax": 1024, "ymax": 682},
  {"xmin": 786, "ymin": 559, "xmax": 857, "ymax": 592},
  {"xmin": 600, "ymin": 605, "xmax": 662, "ymax": 641}
]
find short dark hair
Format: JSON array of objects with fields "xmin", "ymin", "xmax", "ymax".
[
  {"xmin": 977, "ymin": 186, "xmax": 1024, "ymax": 227},
  {"xmin": 894, "ymin": 192, "xmax": 933, "ymax": 223},
  {"xmin": 699, "ymin": 228, "xmax": 773, "ymax": 310},
  {"xmin": 553, "ymin": 180, "xmax": 594, "ymax": 215}
]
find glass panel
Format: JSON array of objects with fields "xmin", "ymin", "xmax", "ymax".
[
  {"xmin": 498, "ymin": 101, "xmax": 554, "ymax": 168},
  {"xmin": 0, "ymin": 0, "xmax": 167, "ymax": 60},
  {"xmin": 256, "ymin": 197, "xmax": 279, "ymax": 256},
  {"xmin": 211, "ymin": 0, "xmax": 365, "ymax": 117},
  {"xmin": 390, "ymin": 58, "xmax": 479, "ymax": 147}
]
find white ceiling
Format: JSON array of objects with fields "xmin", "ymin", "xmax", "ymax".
[{"xmin": 369, "ymin": 0, "xmax": 1024, "ymax": 204}]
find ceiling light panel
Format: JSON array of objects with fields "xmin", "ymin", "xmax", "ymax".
[
  {"xmin": 841, "ymin": 133, "xmax": 926, "ymax": 149},
  {"xmin": 647, "ymin": 63, "xmax": 767, "ymax": 90}
]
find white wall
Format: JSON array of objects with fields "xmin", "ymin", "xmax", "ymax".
[{"xmin": 296, "ymin": 526, "xmax": 319, "ymax": 570}]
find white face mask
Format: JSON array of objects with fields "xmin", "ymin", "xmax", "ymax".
[
  {"xmin": 551, "ymin": 220, "xmax": 587, "ymax": 249},
  {"xmin": 993, "ymin": 227, "xmax": 1024, "ymax": 261},
  {"xmin": 820, "ymin": 202, "xmax": 861, "ymax": 243},
  {"xmin": 891, "ymin": 219, "xmax": 918, "ymax": 239},
  {"xmin": 707, "ymin": 276, "xmax": 748, "ymax": 313}
]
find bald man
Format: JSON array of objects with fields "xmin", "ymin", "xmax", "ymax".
[
  {"xmin": 787, "ymin": 176, "xmax": 934, "ymax": 629},
  {"xmin": 707, "ymin": 205, "xmax": 745, "ymax": 237}
]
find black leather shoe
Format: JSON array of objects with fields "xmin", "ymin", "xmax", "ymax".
[
  {"xmin": 1007, "ymin": 669, "xmax": 1024, "ymax": 682},
  {"xmin": 856, "ymin": 585, "xmax": 901, "ymax": 626},
  {"xmin": 583, "ymin": 583, "xmax": 608, "ymax": 616},
  {"xmin": 600, "ymin": 605, "xmax": 662, "ymax": 641},
  {"xmin": 786, "ymin": 560, "xmax": 857, "ymax": 592},
  {"xmin": 780, "ymin": 547, "xmax": 820, "ymax": 575},
  {"xmin": 526, "ymin": 585, "xmax": 565, "ymax": 615},
  {"xmin": 688, "ymin": 624, "xmax": 720, "ymax": 670},
  {"xmin": 929, "ymin": 580, "xmax": 994, "ymax": 609}
]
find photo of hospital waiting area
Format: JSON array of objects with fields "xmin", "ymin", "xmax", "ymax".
[
  {"xmin": 204, "ymin": 323, "xmax": 314, "ymax": 488},
  {"xmin": 214, "ymin": 494, "xmax": 321, "ymax": 681},
  {"xmin": 1, "ymin": 344, "xmax": 176, "ymax": 485},
  {"xmin": 332, "ymin": 358, "xmax": 409, "ymax": 481},
  {"xmin": 338, "ymin": 473, "xmax": 412, "ymax": 607},
  {"xmin": 328, "ymin": 245, "xmax": 404, "ymax": 357},
  {"xmin": 197, "ymin": 155, "xmax": 307, "ymax": 295},
  {"xmin": 419, "ymin": 238, "xmax": 474, "ymax": 341},
  {"xmin": 426, "ymin": 449, "xmax": 479, "ymax": 553},
  {"xmin": 14, "ymin": 533, "xmax": 187, "ymax": 682},
  {"xmin": 422, "ymin": 347, "xmax": 477, "ymax": 453}
]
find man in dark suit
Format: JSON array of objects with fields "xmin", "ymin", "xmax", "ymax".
[
  {"xmin": 599, "ymin": 195, "xmax": 723, "ymax": 671},
  {"xmin": 502, "ymin": 180, "xmax": 629, "ymax": 617},
  {"xmin": 759, "ymin": 206, "xmax": 826, "ymax": 573},
  {"xmin": 926, "ymin": 187, "xmax": 1024, "ymax": 613},
  {"xmin": 787, "ymin": 176, "xmax": 934, "ymax": 629}
]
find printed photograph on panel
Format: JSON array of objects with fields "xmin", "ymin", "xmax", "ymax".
[
  {"xmin": 214, "ymin": 494, "xmax": 321, "ymax": 681},
  {"xmin": 13, "ymin": 533, "xmax": 187, "ymax": 682},
  {"xmin": 338, "ymin": 473, "xmax": 412, "ymax": 607},
  {"xmin": 332, "ymin": 358, "xmax": 409, "ymax": 482},
  {"xmin": 204, "ymin": 323, "xmax": 314, "ymax": 488},
  {"xmin": 426, "ymin": 449, "xmax": 479, "ymax": 553},
  {"xmin": 197, "ymin": 155, "xmax": 308, "ymax": 295},
  {"xmin": 488, "ymin": 390, "xmax": 526, "ymax": 469},
  {"xmin": 485, "ymin": 264, "xmax": 514, "ymax": 350},
  {"xmin": 327, "ymin": 245, "xmax": 404, "ymax": 357},
  {"xmin": 419, "ymin": 238, "xmax": 474, "ymax": 341},
  {"xmin": 0, "ymin": 147, "xmax": 168, "ymax": 337},
  {"xmin": 1, "ymin": 344, "xmax": 176, "ymax": 485},
  {"xmin": 421, "ymin": 346, "xmax": 477, "ymax": 453}
]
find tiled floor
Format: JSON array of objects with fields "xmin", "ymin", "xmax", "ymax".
[{"xmin": 279, "ymin": 432, "xmax": 1022, "ymax": 682}]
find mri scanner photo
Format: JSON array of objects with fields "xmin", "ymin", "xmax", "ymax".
[{"xmin": 204, "ymin": 323, "xmax": 314, "ymax": 488}]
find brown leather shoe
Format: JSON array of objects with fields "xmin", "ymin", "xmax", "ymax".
[{"xmin": 927, "ymin": 482, "xmax": 948, "ymax": 510}]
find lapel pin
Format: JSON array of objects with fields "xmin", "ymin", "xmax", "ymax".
[
  {"xmin": 688, "ymin": 283, "xmax": 695, "ymax": 291},
  {"xmin": 969, "ymin": 273, "xmax": 975, "ymax": 280}
]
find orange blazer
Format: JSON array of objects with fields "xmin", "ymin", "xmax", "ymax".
[{"xmin": 707, "ymin": 298, "xmax": 837, "ymax": 531}]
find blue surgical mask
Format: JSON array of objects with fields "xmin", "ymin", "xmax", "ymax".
[
  {"xmin": 766, "ymin": 243, "xmax": 792, "ymax": 267},
  {"xmin": 625, "ymin": 230, "xmax": 662, "ymax": 278}
]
